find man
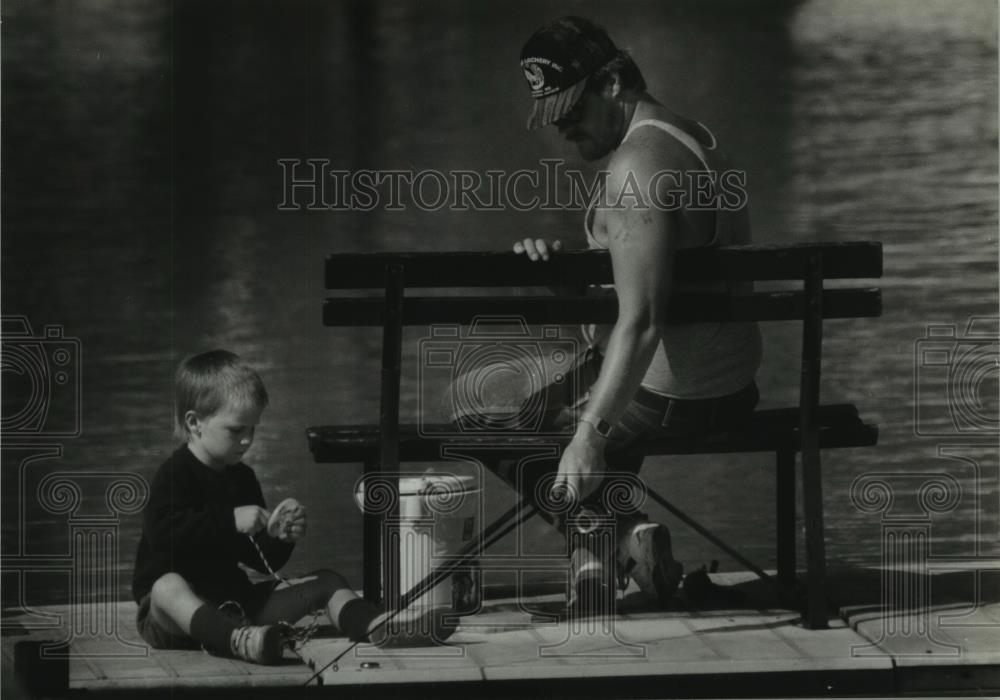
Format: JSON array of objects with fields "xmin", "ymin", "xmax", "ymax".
[{"xmin": 514, "ymin": 16, "xmax": 763, "ymax": 609}]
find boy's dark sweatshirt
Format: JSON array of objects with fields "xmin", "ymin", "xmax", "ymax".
[{"xmin": 132, "ymin": 445, "xmax": 294, "ymax": 606}]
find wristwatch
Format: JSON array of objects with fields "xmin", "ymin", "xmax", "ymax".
[{"xmin": 579, "ymin": 412, "xmax": 613, "ymax": 439}]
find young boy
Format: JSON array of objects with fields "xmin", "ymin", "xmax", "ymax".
[{"xmin": 132, "ymin": 349, "xmax": 452, "ymax": 664}]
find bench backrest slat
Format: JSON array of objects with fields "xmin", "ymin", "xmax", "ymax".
[
  {"xmin": 322, "ymin": 289, "xmax": 882, "ymax": 326},
  {"xmin": 325, "ymin": 243, "xmax": 882, "ymax": 289}
]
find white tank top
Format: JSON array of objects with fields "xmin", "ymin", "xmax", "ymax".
[{"xmin": 583, "ymin": 118, "xmax": 762, "ymax": 399}]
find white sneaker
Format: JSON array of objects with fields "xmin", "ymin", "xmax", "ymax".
[
  {"xmin": 617, "ymin": 521, "xmax": 683, "ymax": 606},
  {"xmin": 229, "ymin": 625, "xmax": 285, "ymax": 665}
]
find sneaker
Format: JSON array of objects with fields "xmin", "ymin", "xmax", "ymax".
[
  {"xmin": 366, "ymin": 607, "xmax": 457, "ymax": 647},
  {"xmin": 229, "ymin": 625, "xmax": 285, "ymax": 665},
  {"xmin": 617, "ymin": 521, "xmax": 683, "ymax": 607},
  {"xmin": 567, "ymin": 545, "xmax": 616, "ymax": 617}
]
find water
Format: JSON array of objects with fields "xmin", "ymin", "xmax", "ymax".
[{"xmin": 2, "ymin": 0, "xmax": 997, "ymax": 606}]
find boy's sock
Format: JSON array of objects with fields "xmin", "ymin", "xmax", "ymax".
[
  {"xmin": 190, "ymin": 604, "xmax": 239, "ymax": 654},
  {"xmin": 336, "ymin": 598, "xmax": 382, "ymax": 642}
]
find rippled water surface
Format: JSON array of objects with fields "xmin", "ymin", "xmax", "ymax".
[{"xmin": 2, "ymin": 0, "xmax": 997, "ymax": 604}]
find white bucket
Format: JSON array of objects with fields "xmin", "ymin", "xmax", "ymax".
[{"xmin": 356, "ymin": 474, "xmax": 481, "ymax": 614}]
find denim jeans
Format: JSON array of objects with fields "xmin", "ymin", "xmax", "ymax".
[
  {"xmin": 478, "ymin": 349, "xmax": 760, "ymax": 532},
  {"xmin": 605, "ymin": 381, "xmax": 761, "ymax": 458}
]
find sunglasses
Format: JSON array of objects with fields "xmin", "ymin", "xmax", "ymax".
[{"xmin": 553, "ymin": 94, "xmax": 588, "ymax": 128}]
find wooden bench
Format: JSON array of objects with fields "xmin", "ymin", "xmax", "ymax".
[{"xmin": 306, "ymin": 242, "xmax": 882, "ymax": 629}]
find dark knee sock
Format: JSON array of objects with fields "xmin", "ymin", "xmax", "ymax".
[
  {"xmin": 336, "ymin": 598, "xmax": 381, "ymax": 642},
  {"xmin": 190, "ymin": 604, "xmax": 239, "ymax": 654}
]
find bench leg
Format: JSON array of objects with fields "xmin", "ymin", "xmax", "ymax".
[
  {"xmin": 372, "ymin": 264, "xmax": 404, "ymax": 607},
  {"xmin": 362, "ymin": 459, "xmax": 383, "ymax": 604},
  {"xmin": 800, "ymin": 444, "xmax": 828, "ymax": 629},
  {"xmin": 799, "ymin": 252, "xmax": 829, "ymax": 629},
  {"xmin": 775, "ymin": 446, "xmax": 796, "ymax": 591}
]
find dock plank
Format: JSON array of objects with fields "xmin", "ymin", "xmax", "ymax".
[
  {"xmin": 303, "ymin": 608, "xmax": 893, "ymax": 687},
  {"xmin": 844, "ymin": 600, "xmax": 1000, "ymax": 668},
  {"xmin": 308, "ymin": 638, "xmax": 484, "ymax": 685},
  {"xmin": 1, "ymin": 602, "xmax": 316, "ymax": 689},
  {"xmin": 4, "ymin": 568, "xmax": 997, "ymax": 694},
  {"xmin": 69, "ymin": 656, "xmax": 103, "ymax": 682},
  {"xmin": 680, "ymin": 614, "xmax": 799, "ymax": 661}
]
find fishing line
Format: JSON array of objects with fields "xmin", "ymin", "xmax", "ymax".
[
  {"xmin": 301, "ymin": 497, "xmax": 538, "ymax": 686},
  {"xmin": 247, "ymin": 534, "xmax": 325, "ymax": 650}
]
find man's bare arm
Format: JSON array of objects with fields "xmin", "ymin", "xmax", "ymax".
[{"xmin": 554, "ymin": 148, "xmax": 678, "ymax": 499}]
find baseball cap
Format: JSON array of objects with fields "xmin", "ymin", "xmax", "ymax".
[{"xmin": 520, "ymin": 17, "xmax": 618, "ymax": 130}]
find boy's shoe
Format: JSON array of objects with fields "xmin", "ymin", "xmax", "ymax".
[
  {"xmin": 367, "ymin": 607, "xmax": 457, "ymax": 647},
  {"xmin": 617, "ymin": 520, "xmax": 684, "ymax": 607},
  {"xmin": 229, "ymin": 625, "xmax": 286, "ymax": 665}
]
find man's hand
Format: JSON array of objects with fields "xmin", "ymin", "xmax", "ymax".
[
  {"xmin": 234, "ymin": 505, "xmax": 269, "ymax": 535},
  {"xmin": 552, "ymin": 423, "xmax": 607, "ymax": 504},
  {"xmin": 514, "ymin": 238, "xmax": 562, "ymax": 261}
]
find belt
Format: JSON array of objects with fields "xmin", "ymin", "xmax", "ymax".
[{"xmin": 631, "ymin": 387, "xmax": 675, "ymax": 413}]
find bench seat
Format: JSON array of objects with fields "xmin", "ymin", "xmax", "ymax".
[{"xmin": 307, "ymin": 404, "xmax": 878, "ymax": 463}]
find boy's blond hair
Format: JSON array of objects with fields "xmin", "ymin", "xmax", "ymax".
[{"xmin": 174, "ymin": 350, "xmax": 269, "ymax": 441}]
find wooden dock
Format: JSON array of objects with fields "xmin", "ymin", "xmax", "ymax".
[{"xmin": 3, "ymin": 569, "xmax": 998, "ymax": 698}]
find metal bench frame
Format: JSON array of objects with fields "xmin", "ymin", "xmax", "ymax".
[{"xmin": 309, "ymin": 243, "xmax": 883, "ymax": 629}]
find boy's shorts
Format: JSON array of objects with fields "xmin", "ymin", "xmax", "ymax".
[{"xmin": 136, "ymin": 580, "xmax": 280, "ymax": 650}]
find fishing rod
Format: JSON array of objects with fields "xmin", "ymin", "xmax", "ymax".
[
  {"xmin": 304, "ymin": 481, "xmax": 792, "ymax": 686},
  {"xmin": 302, "ymin": 496, "xmax": 538, "ymax": 686},
  {"xmin": 643, "ymin": 484, "xmax": 789, "ymax": 595}
]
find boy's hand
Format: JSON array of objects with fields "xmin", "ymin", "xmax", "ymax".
[
  {"xmin": 267, "ymin": 498, "xmax": 307, "ymax": 542},
  {"xmin": 283, "ymin": 508, "xmax": 307, "ymax": 542},
  {"xmin": 234, "ymin": 505, "xmax": 269, "ymax": 535}
]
